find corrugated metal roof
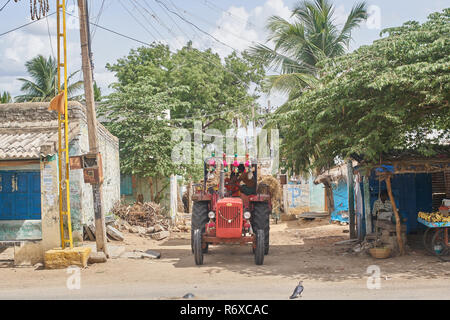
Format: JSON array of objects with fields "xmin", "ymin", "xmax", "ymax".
[{"xmin": 0, "ymin": 121, "xmax": 79, "ymax": 160}]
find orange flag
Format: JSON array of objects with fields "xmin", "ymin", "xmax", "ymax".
[{"xmin": 48, "ymin": 91, "xmax": 65, "ymax": 114}]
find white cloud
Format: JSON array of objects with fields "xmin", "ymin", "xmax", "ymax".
[
  {"xmin": 0, "ymin": 15, "xmax": 81, "ymax": 97},
  {"xmin": 206, "ymin": 0, "xmax": 292, "ymax": 57},
  {"xmin": 94, "ymin": 70, "xmax": 116, "ymax": 95},
  {"xmin": 201, "ymin": 0, "xmax": 292, "ymax": 108}
]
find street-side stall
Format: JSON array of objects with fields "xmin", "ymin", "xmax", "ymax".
[
  {"xmin": 418, "ymin": 199, "xmax": 450, "ymax": 258},
  {"xmin": 354, "ymin": 146, "xmax": 450, "ymax": 259}
]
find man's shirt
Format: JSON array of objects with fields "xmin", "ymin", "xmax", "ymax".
[{"xmin": 372, "ymin": 199, "xmax": 393, "ymax": 218}]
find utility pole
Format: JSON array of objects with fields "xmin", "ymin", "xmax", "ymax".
[
  {"xmin": 78, "ymin": 0, "xmax": 108, "ymax": 257},
  {"xmin": 252, "ymin": 104, "xmax": 257, "ymax": 160},
  {"xmin": 84, "ymin": 0, "xmax": 94, "ymax": 80}
]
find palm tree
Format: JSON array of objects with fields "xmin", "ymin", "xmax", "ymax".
[
  {"xmin": 93, "ymin": 81, "xmax": 102, "ymax": 102},
  {"xmin": 15, "ymin": 55, "xmax": 83, "ymax": 102},
  {"xmin": 250, "ymin": 0, "xmax": 367, "ymax": 101},
  {"xmin": 0, "ymin": 91, "xmax": 12, "ymax": 103}
]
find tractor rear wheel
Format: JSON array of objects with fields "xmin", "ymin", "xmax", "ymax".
[
  {"xmin": 254, "ymin": 229, "xmax": 265, "ymax": 265},
  {"xmin": 191, "ymin": 201, "xmax": 209, "ymax": 254},
  {"xmin": 251, "ymin": 202, "xmax": 270, "ymax": 255},
  {"xmin": 193, "ymin": 229, "xmax": 204, "ymax": 265}
]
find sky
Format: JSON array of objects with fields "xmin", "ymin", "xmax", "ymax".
[{"xmin": 0, "ymin": 0, "xmax": 448, "ymax": 108}]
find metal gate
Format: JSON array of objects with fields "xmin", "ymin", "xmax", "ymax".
[{"xmin": 0, "ymin": 171, "xmax": 41, "ymax": 220}]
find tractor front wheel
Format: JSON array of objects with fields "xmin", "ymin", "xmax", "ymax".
[
  {"xmin": 193, "ymin": 229, "xmax": 204, "ymax": 265},
  {"xmin": 191, "ymin": 201, "xmax": 209, "ymax": 254},
  {"xmin": 254, "ymin": 229, "xmax": 265, "ymax": 265}
]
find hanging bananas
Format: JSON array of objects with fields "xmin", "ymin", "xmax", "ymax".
[
  {"xmin": 418, "ymin": 211, "xmax": 450, "ymax": 223},
  {"xmin": 14, "ymin": 0, "xmax": 49, "ymax": 20}
]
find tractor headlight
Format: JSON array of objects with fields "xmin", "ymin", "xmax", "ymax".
[
  {"xmin": 208, "ymin": 211, "xmax": 215, "ymax": 219},
  {"xmin": 243, "ymin": 211, "xmax": 251, "ymax": 219}
]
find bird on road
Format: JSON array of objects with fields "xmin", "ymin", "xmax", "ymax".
[
  {"xmin": 289, "ymin": 281, "xmax": 304, "ymax": 299},
  {"xmin": 183, "ymin": 293, "xmax": 195, "ymax": 299}
]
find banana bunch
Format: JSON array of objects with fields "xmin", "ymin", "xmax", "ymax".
[{"xmin": 418, "ymin": 211, "xmax": 450, "ymax": 223}]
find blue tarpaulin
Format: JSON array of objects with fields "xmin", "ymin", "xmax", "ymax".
[{"xmin": 330, "ymin": 180, "xmax": 349, "ymax": 222}]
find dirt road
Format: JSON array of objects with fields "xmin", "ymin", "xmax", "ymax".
[{"xmin": 0, "ymin": 219, "xmax": 449, "ymax": 300}]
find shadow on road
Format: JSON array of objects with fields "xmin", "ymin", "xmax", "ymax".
[{"xmin": 156, "ymin": 233, "xmax": 449, "ymax": 282}]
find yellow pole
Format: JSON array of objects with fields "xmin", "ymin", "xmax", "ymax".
[{"xmin": 57, "ymin": 0, "xmax": 73, "ymax": 249}]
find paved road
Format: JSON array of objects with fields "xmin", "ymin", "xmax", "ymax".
[
  {"xmin": 1, "ymin": 223, "xmax": 449, "ymax": 300},
  {"xmin": 1, "ymin": 276, "xmax": 449, "ymax": 300}
]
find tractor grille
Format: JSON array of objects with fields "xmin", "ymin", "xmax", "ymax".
[{"xmin": 217, "ymin": 206, "xmax": 241, "ymax": 229}]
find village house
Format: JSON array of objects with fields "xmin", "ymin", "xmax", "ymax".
[{"xmin": 0, "ymin": 102, "xmax": 120, "ymax": 265}]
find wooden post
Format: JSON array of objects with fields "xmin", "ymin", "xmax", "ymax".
[
  {"xmin": 363, "ymin": 175, "xmax": 372, "ymax": 235},
  {"xmin": 283, "ymin": 184, "xmax": 289, "ymax": 215},
  {"xmin": 170, "ymin": 175, "xmax": 177, "ymax": 223},
  {"xmin": 78, "ymin": 0, "xmax": 108, "ymax": 257},
  {"xmin": 385, "ymin": 176, "xmax": 405, "ymax": 255},
  {"xmin": 347, "ymin": 160, "xmax": 356, "ymax": 238}
]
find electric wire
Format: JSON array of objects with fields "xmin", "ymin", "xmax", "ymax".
[
  {"xmin": 152, "ymin": 0, "xmax": 190, "ymax": 40},
  {"xmin": 0, "ymin": 11, "xmax": 56, "ymax": 37},
  {"xmin": 91, "ymin": 0, "xmax": 105, "ymax": 40},
  {"xmin": 0, "ymin": 0, "xmax": 11, "ymax": 12},
  {"xmin": 117, "ymin": 0, "xmax": 158, "ymax": 42},
  {"xmin": 126, "ymin": 0, "xmax": 166, "ymax": 41}
]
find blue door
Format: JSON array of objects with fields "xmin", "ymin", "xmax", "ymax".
[{"xmin": 0, "ymin": 171, "xmax": 41, "ymax": 220}]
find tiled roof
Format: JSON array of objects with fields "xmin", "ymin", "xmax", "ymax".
[{"xmin": 0, "ymin": 102, "xmax": 82, "ymax": 160}]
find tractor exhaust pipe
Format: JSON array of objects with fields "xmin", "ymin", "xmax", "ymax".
[{"xmin": 219, "ymin": 169, "xmax": 224, "ymax": 199}]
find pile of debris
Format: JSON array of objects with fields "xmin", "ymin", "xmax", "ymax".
[
  {"xmin": 84, "ymin": 201, "xmax": 183, "ymax": 242},
  {"xmin": 112, "ymin": 202, "xmax": 168, "ymax": 229},
  {"xmin": 111, "ymin": 201, "xmax": 173, "ymax": 240}
]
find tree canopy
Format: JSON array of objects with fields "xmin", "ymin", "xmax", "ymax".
[
  {"xmin": 278, "ymin": 9, "xmax": 450, "ymax": 172},
  {"xmin": 100, "ymin": 43, "xmax": 266, "ymax": 180}
]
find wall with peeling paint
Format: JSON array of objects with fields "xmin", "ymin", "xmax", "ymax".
[{"xmin": 68, "ymin": 120, "xmax": 120, "ymax": 240}]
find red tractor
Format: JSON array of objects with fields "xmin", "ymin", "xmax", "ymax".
[{"xmin": 191, "ymin": 153, "xmax": 271, "ymax": 265}]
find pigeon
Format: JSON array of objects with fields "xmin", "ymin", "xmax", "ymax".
[
  {"xmin": 183, "ymin": 293, "xmax": 195, "ymax": 299},
  {"xmin": 289, "ymin": 281, "xmax": 304, "ymax": 299}
]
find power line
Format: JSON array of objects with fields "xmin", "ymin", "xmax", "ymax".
[
  {"xmin": 66, "ymin": 11, "xmax": 152, "ymax": 46},
  {"xmin": 64, "ymin": 11, "xmax": 264, "ymax": 92},
  {"xmin": 155, "ymin": 0, "xmax": 235, "ymax": 52},
  {"xmin": 135, "ymin": 0, "xmax": 183, "ymax": 47},
  {"xmin": 91, "ymin": 0, "xmax": 106, "ymax": 39},
  {"xmin": 155, "ymin": 0, "xmax": 284, "ymax": 76},
  {"xmin": 118, "ymin": 0, "xmax": 159, "ymax": 41},
  {"xmin": 166, "ymin": 0, "xmax": 201, "ymax": 40},
  {"xmin": 175, "ymin": 4, "xmax": 263, "ymax": 49},
  {"xmin": 127, "ymin": 0, "xmax": 166, "ymax": 42},
  {"xmin": 45, "ymin": 14, "xmax": 55, "ymax": 59},
  {"xmin": 0, "ymin": 11, "xmax": 56, "ymax": 37},
  {"xmin": 0, "ymin": 0, "xmax": 11, "ymax": 12},
  {"xmin": 153, "ymin": 0, "xmax": 190, "ymax": 40}
]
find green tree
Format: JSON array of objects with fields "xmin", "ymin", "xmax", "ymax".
[
  {"xmin": 0, "ymin": 91, "xmax": 12, "ymax": 103},
  {"xmin": 93, "ymin": 81, "xmax": 102, "ymax": 102},
  {"xmin": 106, "ymin": 42, "xmax": 265, "ymax": 132},
  {"xmin": 280, "ymin": 9, "xmax": 450, "ymax": 172},
  {"xmin": 100, "ymin": 43, "xmax": 265, "ymax": 184},
  {"xmin": 250, "ymin": 0, "xmax": 367, "ymax": 100},
  {"xmin": 15, "ymin": 55, "xmax": 83, "ymax": 102}
]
